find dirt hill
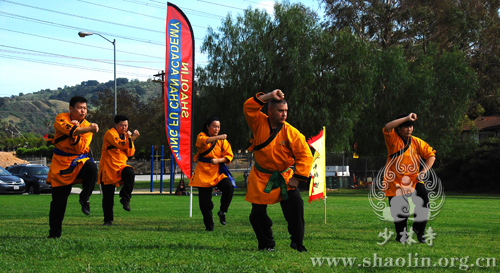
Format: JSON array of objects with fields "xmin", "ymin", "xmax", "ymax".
[{"xmin": 0, "ymin": 152, "xmax": 29, "ymax": 168}]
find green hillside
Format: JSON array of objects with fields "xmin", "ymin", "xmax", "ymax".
[{"xmin": 0, "ymin": 78, "xmax": 162, "ymax": 135}]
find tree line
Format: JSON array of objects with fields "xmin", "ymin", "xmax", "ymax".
[
  {"xmin": 195, "ymin": 0, "xmax": 499, "ymax": 163},
  {"xmin": 5, "ymin": 1, "xmax": 499, "ymax": 168}
]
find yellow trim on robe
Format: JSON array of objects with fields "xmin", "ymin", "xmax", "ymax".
[
  {"xmin": 382, "ymin": 127, "xmax": 436, "ymax": 197},
  {"xmin": 98, "ymin": 127, "xmax": 135, "ymax": 187},
  {"xmin": 244, "ymin": 94, "xmax": 313, "ymax": 205},
  {"xmin": 47, "ymin": 113, "xmax": 92, "ymax": 187},
  {"xmin": 189, "ymin": 132, "xmax": 234, "ymax": 188}
]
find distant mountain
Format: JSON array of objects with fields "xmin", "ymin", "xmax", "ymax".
[{"xmin": 0, "ymin": 78, "xmax": 162, "ymax": 135}]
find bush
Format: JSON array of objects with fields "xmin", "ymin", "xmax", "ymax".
[
  {"xmin": 436, "ymin": 138, "xmax": 500, "ymax": 193},
  {"xmin": 16, "ymin": 145, "xmax": 54, "ymax": 158}
]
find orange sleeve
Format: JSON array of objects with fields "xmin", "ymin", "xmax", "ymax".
[
  {"xmin": 290, "ymin": 128, "xmax": 314, "ymax": 181},
  {"xmin": 105, "ymin": 128, "xmax": 135, "ymax": 157},
  {"xmin": 125, "ymin": 138, "xmax": 135, "ymax": 158},
  {"xmin": 382, "ymin": 127, "xmax": 400, "ymax": 155},
  {"xmin": 221, "ymin": 139, "xmax": 234, "ymax": 163},
  {"xmin": 196, "ymin": 132, "xmax": 209, "ymax": 150},
  {"xmin": 53, "ymin": 113, "xmax": 78, "ymax": 139},
  {"xmin": 53, "ymin": 114, "xmax": 92, "ymax": 154},
  {"xmin": 243, "ymin": 93, "xmax": 267, "ymax": 134},
  {"xmin": 417, "ymin": 138, "xmax": 436, "ymax": 159}
]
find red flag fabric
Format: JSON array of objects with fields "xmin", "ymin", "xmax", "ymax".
[{"xmin": 165, "ymin": 3, "xmax": 194, "ymax": 178}]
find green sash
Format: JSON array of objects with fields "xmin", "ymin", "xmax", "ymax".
[{"xmin": 254, "ymin": 161, "xmax": 290, "ymax": 200}]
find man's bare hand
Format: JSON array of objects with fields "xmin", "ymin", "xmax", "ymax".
[
  {"xmin": 271, "ymin": 89, "xmax": 285, "ymax": 100},
  {"xmin": 131, "ymin": 130, "xmax": 140, "ymax": 141},
  {"xmin": 70, "ymin": 120, "xmax": 80, "ymax": 126},
  {"xmin": 258, "ymin": 89, "xmax": 285, "ymax": 102},
  {"xmin": 218, "ymin": 134, "xmax": 227, "ymax": 140},
  {"xmin": 408, "ymin": 113, "xmax": 417, "ymax": 121},
  {"xmin": 89, "ymin": 123, "xmax": 99, "ymax": 133},
  {"xmin": 288, "ymin": 177, "xmax": 299, "ymax": 188}
]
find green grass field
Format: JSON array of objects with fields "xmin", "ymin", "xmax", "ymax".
[{"xmin": 1, "ymin": 189, "xmax": 499, "ymax": 272}]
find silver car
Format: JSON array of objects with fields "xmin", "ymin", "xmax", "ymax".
[{"xmin": 0, "ymin": 166, "xmax": 25, "ymax": 194}]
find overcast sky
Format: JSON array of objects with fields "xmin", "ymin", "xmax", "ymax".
[{"xmin": 0, "ymin": 0, "xmax": 323, "ymax": 98}]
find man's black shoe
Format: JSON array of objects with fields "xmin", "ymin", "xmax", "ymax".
[
  {"xmin": 290, "ymin": 243, "xmax": 307, "ymax": 252},
  {"xmin": 120, "ymin": 199, "xmax": 131, "ymax": 212},
  {"xmin": 79, "ymin": 199, "xmax": 90, "ymax": 215},
  {"xmin": 103, "ymin": 222, "xmax": 112, "ymax": 226},
  {"xmin": 413, "ymin": 229, "xmax": 426, "ymax": 244},
  {"xmin": 47, "ymin": 235, "xmax": 60, "ymax": 239},
  {"xmin": 395, "ymin": 235, "xmax": 407, "ymax": 243},
  {"xmin": 217, "ymin": 210, "xmax": 226, "ymax": 225}
]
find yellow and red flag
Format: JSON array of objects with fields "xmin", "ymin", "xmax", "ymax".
[{"xmin": 307, "ymin": 127, "xmax": 326, "ymax": 203}]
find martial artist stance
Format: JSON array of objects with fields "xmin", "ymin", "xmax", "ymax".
[
  {"xmin": 98, "ymin": 115, "xmax": 139, "ymax": 226},
  {"xmin": 244, "ymin": 89, "xmax": 313, "ymax": 252},
  {"xmin": 47, "ymin": 96, "xmax": 99, "ymax": 238}
]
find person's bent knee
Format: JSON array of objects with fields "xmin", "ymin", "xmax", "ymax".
[{"xmin": 121, "ymin": 167, "xmax": 135, "ymax": 178}]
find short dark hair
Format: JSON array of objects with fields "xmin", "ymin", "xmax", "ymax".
[
  {"xmin": 69, "ymin": 96, "xmax": 87, "ymax": 108},
  {"xmin": 114, "ymin": 115, "xmax": 129, "ymax": 124},
  {"xmin": 268, "ymin": 98, "xmax": 287, "ymax": 109},
  {"xmin": 203, "ymin": 116, "xmax": 219, "ymax": 135},
  {"xmin": 396, "ymin": 113, "xmax": 414, "ymax": 128}
]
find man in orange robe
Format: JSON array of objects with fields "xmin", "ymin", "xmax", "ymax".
[
  {"xmin": 383, "ymin": 113, "xmax": 436, "ymax": 243},
  {"xmin": 47, "ymin": 96, "xmax": 99, "ymax": 238},
  {"xmin": 98, "ymin": 115, "xmax": 140, "ymax": 226},
  {"xmin": 244, "ymin": 89, "xmax": 313, "ymax": 252}
]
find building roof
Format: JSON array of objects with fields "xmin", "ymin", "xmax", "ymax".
[{"xmin": 463, "ymin": 116, "xmax": 500, "ymax": 131}]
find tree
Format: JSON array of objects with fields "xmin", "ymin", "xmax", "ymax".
[
  {"xmin": 197, "ymin": 2, "xmax": 372, "ymax": 151},
  {"xmin": 352, "ymin": 44, "xmax": 477, "ymax": 158},
  {"xmin": 88, "ymin": 87, "xmax": 169, "ymax": 160},
  {"xmin": 321, "ymin": 0, "xmax": 500, "ymax": 117},
  {"xmin": 88, "ymin": 88, "xmax": 141, "ymax": 159}
]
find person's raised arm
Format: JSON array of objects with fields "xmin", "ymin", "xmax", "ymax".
[
  {"xmin": 258, "ymin": 89, "xmax": 285, "ymax": 102},
  {"xmin": 384, "ymin": 113, "xmax": 417, "ymax": 133},
  {"xmin": 418, "ymin": 156, "xmax": 436, "ymax": 181},
  {"xmin": 206, "ymin": 134, "xmax": 227, "ymax": 144},
  {"xmin": 74, "ymin": 123, "xmax": 99, "ymax": 135}
]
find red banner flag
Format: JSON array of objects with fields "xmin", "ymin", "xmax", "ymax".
[{"xmin": 165, "ymin": 3, "xmax": 194, "ymax": 179}]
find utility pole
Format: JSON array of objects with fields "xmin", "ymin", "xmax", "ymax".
[{"xmin": 153, "ymin": 71, "xmax": 165, "ymax": 97}]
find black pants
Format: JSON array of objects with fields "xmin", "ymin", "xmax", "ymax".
[
  {"xmin": 101, "ymin": 167, "xmax": 135, "ymax": 223},
  {"xmin": 388, "ymin": 182, "xmax": 429, "ymax": 238},
  {"xmin": 48, "ymin": 160, "xmax": 97, "ymax": 237},
  {"xmin": 249, "ymin": 188, "xmax": 305, "ymax": 249},
  {"xmin": 198, "ymin": 178, "xmax": 234, "ymax": 230}
]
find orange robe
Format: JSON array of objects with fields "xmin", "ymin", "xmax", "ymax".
[
  {"xmin": 47, "ymin": 113, "xmax": 93, "ymax": 187},
  {"xmin": 244, "ymin": 93, "xmax": 313, "ymax": 204},
  {"xmin": 383, "ymin": 127, "xmax": 436, "ymax": 197},
  {"xmin": 98, "ymin": 128, "xmax": 135, "ymax": 187},
  {"xmin": 189, "ymin": 132, "xmax": 234, "ymax": 188}
]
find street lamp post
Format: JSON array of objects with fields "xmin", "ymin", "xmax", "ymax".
[{"xmin": 78, "ymin": 31, "xmax": 117, "ymax": 116}]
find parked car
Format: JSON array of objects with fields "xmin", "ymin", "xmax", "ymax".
[
  {"xmin": 0, "ymin": 166, "xmax": 25, "ymax": 194},
  {"xmin": 6, "ymin": 164, "xmax": 51, "ymax": 194}
]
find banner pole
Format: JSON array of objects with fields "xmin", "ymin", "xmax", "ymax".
[{"xmin": 324, "ymin": 196, "xmax": 327, "ymax": 224}]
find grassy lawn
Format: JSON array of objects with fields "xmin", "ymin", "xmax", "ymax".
[{"xmin": 1, "ymin": 189, "xmax": 499, "ymax": 272}]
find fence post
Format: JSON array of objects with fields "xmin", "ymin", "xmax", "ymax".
[
  {"xmin": 170, "ymin": 153, "xmax": 175, "ymax": 194},
  {"xmin": 160, "ymin": 145, "xmax": 164, "ymax": 193},
  {"xmin": 150, "ymin": 145, "xmax": 154, "ymax": 192}
]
